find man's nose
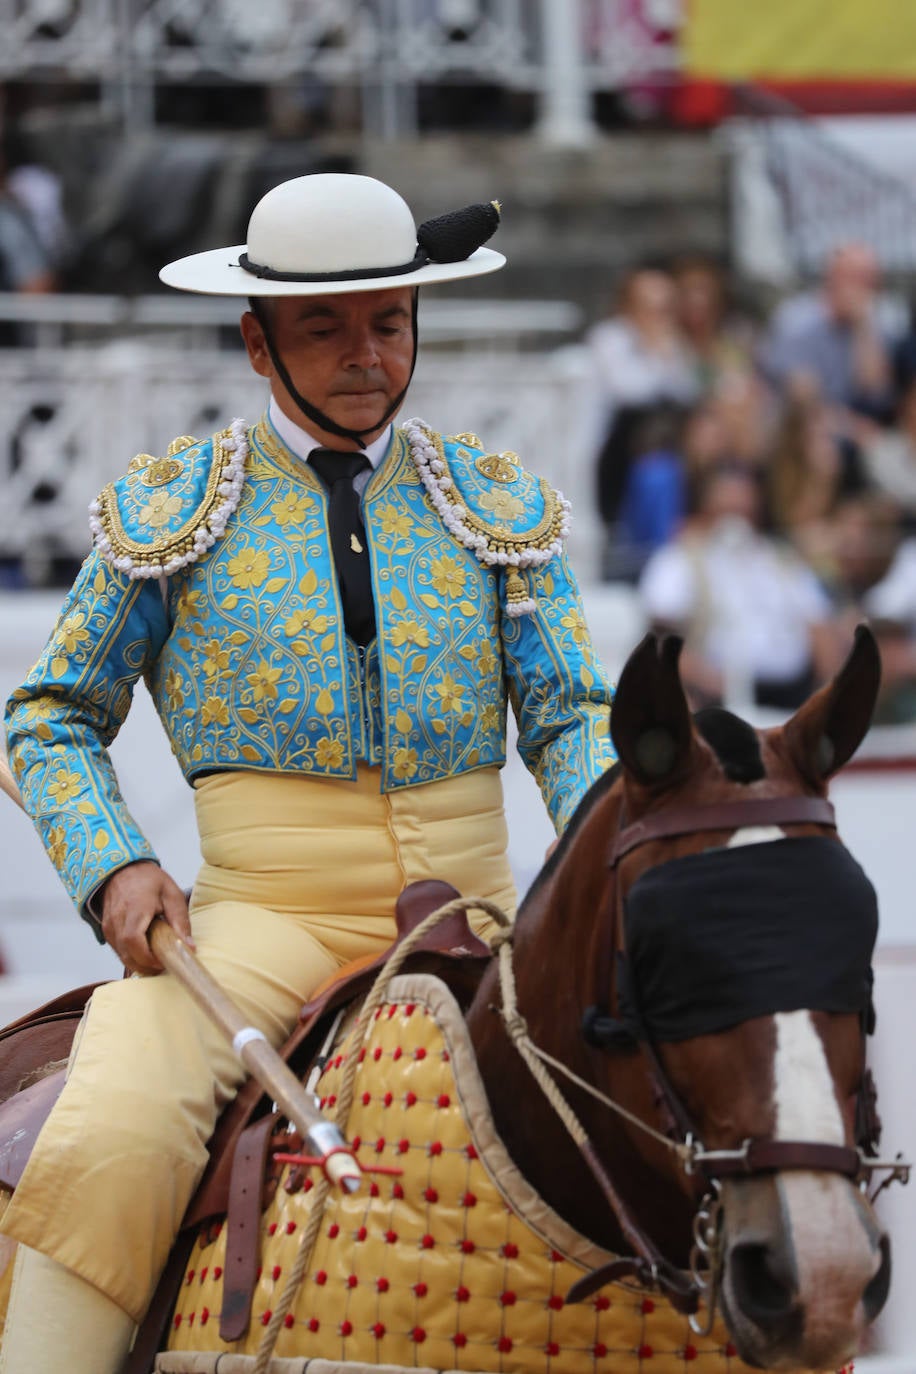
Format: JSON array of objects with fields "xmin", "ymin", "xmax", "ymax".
[{"xmin": 345, "ymin": 327, "xmax": 381, "ymax": 368}]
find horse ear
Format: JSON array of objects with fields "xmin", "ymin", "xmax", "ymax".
[
  {"xmin": 781, "ymin": 624, "xmax": 881, "ymax": 783},
  {"xmin": 611, "ymin": 633, "xmax": 695, "ymax": 786}
]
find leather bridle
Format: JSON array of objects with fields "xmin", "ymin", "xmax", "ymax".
[{"xmin": 501, "ymin": 792, "xmax": 909, "ymax": 1318}]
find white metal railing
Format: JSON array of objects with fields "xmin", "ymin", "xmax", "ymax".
[
  {"xmin": 0, "ymin": 292, "xmax": 582, "ymax": 350},
  {"xmin": 1, "ymin": 0, "xmax": 683, "ymax": 137},
  {"xmin": 729, "ymin": 86, "xmax": 916, "ymax": 281}
]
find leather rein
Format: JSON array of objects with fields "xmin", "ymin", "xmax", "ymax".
[{"xmin": 497, "ymin": 793, "xmax": 910, "ymax": 1322}]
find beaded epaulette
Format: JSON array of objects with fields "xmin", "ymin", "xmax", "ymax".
[
  {"xmin": 404, "ymin": 418, "xmax": 571, "ymax": 617},
  {"xmin": 88, "ymin": 420, "xmax": 248, "ymax": 579}
]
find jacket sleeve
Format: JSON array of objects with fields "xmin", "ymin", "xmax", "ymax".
[
  {"xmin": 4, "ymin": 550, "xmax": 171, "ymax": 936},
  {"xmin": 500, "ymin": 548, "xmax": 616, "ymax": 834}
]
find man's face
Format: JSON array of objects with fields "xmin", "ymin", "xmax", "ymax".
[{"xmin": 241, "ymin": 287, "xmax": 415, "ymax": 447}]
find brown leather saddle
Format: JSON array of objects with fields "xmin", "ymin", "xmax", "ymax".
[
  {"xmin": 0, "ymin": 880, "xmax": 494, "ymax": 1373},
  {"xmin": 0, "ymin": 881, "xmax": 490, "ymax": 1202}
]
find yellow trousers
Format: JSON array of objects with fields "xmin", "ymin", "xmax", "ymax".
[{"xmin": 0, "ymin": 766, "xmax": 515, "ymax": 1323}]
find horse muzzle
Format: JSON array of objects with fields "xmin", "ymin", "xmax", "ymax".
[{"xmin": 719, "ymin": 1172, "xmax": 891, "ymax": 1371}]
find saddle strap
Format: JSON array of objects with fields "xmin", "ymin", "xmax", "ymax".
[{"xmin": 219, "ymin": 1111, "xmax": 279, "ymax": 1342}]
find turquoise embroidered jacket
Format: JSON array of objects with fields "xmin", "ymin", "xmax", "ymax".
[{"xmin": 6, "ymin": 416, "xmax": 616, "ymax": 928}]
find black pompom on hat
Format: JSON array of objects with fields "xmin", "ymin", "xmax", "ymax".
[{"xmin": 416, "ymin": 200, "xmax": 501, "ymax": 264}]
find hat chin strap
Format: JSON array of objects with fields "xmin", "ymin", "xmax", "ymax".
[{"xmin": 251, "ymin": 295, "xmax": 419, "ymax": 449}]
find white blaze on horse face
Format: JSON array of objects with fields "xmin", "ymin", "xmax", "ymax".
[
  {"xmin": 719, "ymin": 822, "xmax": 880, "ymax": 1363},
  {"xmin": 725, "ymin": 825, "xmax": 846, "ymax": 1144},
  {"xmin": 725, "ymin": 825, "xmax": 784, "ymax": 849},
  {"xmin": 773, "ymin": 1010, "xmax": 844, "ymax": 1145}
]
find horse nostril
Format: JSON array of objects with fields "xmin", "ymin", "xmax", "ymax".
[
  {"xmin": 730, "ymin": 1241, "xmax": 800, "ymax": 1327},
  {"xmin": 863, "ymin": 1235, "xmax": 892, "ymax": 1323}
]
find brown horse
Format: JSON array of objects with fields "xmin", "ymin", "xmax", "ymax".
[
  {"xmin": 0, "ymin": 628, "xmax": 899, "ymax": 1372},
  {"xmin": 461, "ymin": 626, "xmax": 891, "ymax": 1371}
]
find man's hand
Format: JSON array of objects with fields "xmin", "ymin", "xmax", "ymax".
[{"xmin": 100, "ymin": 860, "xmax": 195, "ymax": 974}]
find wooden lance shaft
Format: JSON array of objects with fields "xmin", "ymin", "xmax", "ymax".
[{"xmin": 0, "ymin": 751, "xmax": 360, "ymax": 1192}]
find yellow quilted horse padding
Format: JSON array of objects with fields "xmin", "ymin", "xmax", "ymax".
[{"xmin": 163, "ymin": 974, "xmax": 828, "ymax": 1374}]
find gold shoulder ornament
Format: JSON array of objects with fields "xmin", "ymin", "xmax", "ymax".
[
  {"xmin": 405, "ymin": 417, "xmax": 571, "ymax": 617},
  {"xmin": 88, "ymin": 419, "xmax": 248, "ymax": 580}
]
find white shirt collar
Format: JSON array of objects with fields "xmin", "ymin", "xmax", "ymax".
[{"xmin": 268, "ymin": 396, "xmax": 391, "ymax": 470}]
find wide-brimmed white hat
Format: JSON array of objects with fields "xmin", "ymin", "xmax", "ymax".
[{"xmin": 160, "ymin": 172, "xmax": 505, "ymax": 296}]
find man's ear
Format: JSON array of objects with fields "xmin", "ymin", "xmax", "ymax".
[{"xmin": 240, "ymin": 309, "xmax": 272, "ymax": 379}]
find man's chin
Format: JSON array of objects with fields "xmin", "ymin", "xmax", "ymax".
[{"xmin": 327, "ymin": 396, "xmax": 392, "ymax": 433}]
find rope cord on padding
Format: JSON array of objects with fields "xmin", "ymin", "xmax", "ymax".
[{"xmin": 251, "ymin": 895, "xmax": 511, "ymax": 1371}]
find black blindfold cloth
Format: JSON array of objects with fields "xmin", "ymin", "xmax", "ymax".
[{"xmin": 619, "ymin": 837, "xmax": 878, "ymax": 1043}]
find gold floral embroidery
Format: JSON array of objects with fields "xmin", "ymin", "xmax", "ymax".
[
  {"xmin": 429, "ymin": 554, "xmax": 467, "ymax": 598},
  {"xmin": 246, "ymin": 659, "xmax": 282, "ymax": 702},
  {"xmin": 477, "ymin": 488, "xmax": 526, "ymax": 522},
  {"xmin": 16, "ymin": 697, "xmax": 55, "ymax": 727},
  {"xmin": 200, "ymin": 639, "xmax": 231, "ymax": 679},
  {"xmin": 284, "ymin": 607, "xmax": 330, "ymax": 637},
  {"xmin": 480, "ymin": 703, "xmax": 500, "ymax": 731},
  {"xmin": 47, "ymin": 769, "xmax": 83, "ymax": 805},
  {"xmin": 164, "ymin": 668, "xmax": 185, "ymax": 712},
  {"xmin": 200, "ymin": 697, "xmax": 230, "ymax": 727},
  {"xmin": 376, "ymin": 504, "xmax": 414, "ymax": 541},
  {"xmin": 46, "ymin": 825, "xmax": 67, "ymax": 868},
  {"xmin": 391, "ymin": 746, "xmax": 419, "ymax": 780},
  {"xmin": 138, "ymin": 490, "xmax": 183, "ymax": 529},
  {"xmin": 271, "ymin": 492, "xmax": 310, "ymax": 527},
  {"xmin": 177, "ymin": 586, "xmax": 205, "ymax": 617},
  {"xmin": 57, "ymin": 612, "xmax": 90, "ymax": 655},
  {"xmin": 228, "ymin": 546, "xmax": 271, "ymax": 589},
  {"xmin": 434, "ymin": 674, "xmax": 465, "ymax": 713},
  {"xmin": 477, "ymin": 640, "xmax": 498, "ymax": 675},
  {"xmin": 560, "ymin": 609, "xmax": 588, "ymax": 645},
  {"xmin": 390, "ymin": 618, "xmax": 430, "ymax": 649},
  {"xmin": 315, "ymin": 737, "xmax": 345, "ymax": 768}
]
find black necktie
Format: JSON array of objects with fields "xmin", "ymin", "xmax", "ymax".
[{"xmin": 308, "ymin": 449, "xmax": 375, "ymax": 646}]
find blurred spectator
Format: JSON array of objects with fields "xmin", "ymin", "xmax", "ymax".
[
  {"xmin": 609, "ymin": 403, "xmax": 687, "ymax": 579},
  {"xmin": 765, "ymin": 383, "xmax": 847, "ymax": 575},
  {"xmin": 861, "ymin": 374, "xmax": 916, "ymax": 524},
  {"xmin": 672, "ymin": 253, "xmax": 757, "ymax": 397},
  {"xmin": 6, "ymin": 161, "xmax": 70, "ymax": 279},
  {"xmin": 0, "ymin": 156, "xmax": 54, "ymax": 295},
  {"xmin": 587, "ymin": 265, "xmax": 699, "ymax": 434},
  {"xmin": 862, "ymin": 536, "xmax": 916, "ymax": 722},
  {"xmin": 639, "ymin": 462, "xmax": 840, "ymax": 711},
  {"xmin": 758, "ymin": 243, "xmax": 898, "ymax": 430},
  {"xmin": 585, "ymin": 265, "xmax": 700, "ymax": 572}
]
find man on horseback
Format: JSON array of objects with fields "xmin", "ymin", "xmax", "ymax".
[{"xmin": 0, "ymin": 173, "xmax": 615, "ymax": 1372}]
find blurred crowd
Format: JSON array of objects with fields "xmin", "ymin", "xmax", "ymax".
[
  {"xmin": 584, "ymin": 244, "xmax": 916, "ymax": 723},
  {"xmin": 3, "ymin": 125, "xmax": 916, "ymax": 725}
]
